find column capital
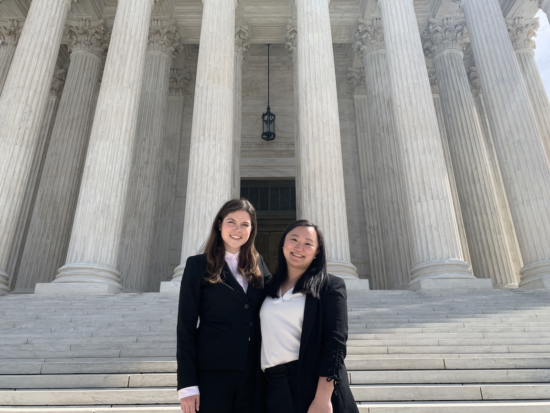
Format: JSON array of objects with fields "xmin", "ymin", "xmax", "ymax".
[
  {"xmin": 50, "ymin": 68, "xmax": 67, "ymax": 99},
  {"xmin": 148, "ymin": 19, "xmax": 181, "ymax": 60},
  {"xmin": 0, "ymin": 20, "xmax": 22, "ymax": 53},
  {"xmin": 506, "ymin": 17, "xmax": 539, "ymax": 52},
  {"xmin": 422, "ymin": 17, "xmax": 467, "ymax": 59},
  {"xmin": 353, "ymin": 18, "xmax": 385, "ymax": 61},
  {"xmin": 66, "ymin": 19, "xmax": 108, "ymax": 60},
  {"xmin": 346, "ymin": 67, "xmax": 366, "ymax": 95},
  {"xmin": 169, "ymin": 67, "xmax": 191, "ymax": 96},
  {"xmin": 235, "ymin": 22, "xmax": 250, "ymax": 58},
  {"xmin": 285, "ymin": 19, "xmax": 297, "ymax": 61}
]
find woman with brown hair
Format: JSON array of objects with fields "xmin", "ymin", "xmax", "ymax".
[{"xmin": 177, "ymin": 199, "xmax": 271, "ymax": 413}]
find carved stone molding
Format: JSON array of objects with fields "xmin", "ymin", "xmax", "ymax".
[
  {"xmin": 353, "ymin": 18, "xmax": 385, "ymax": 60},
  {"xmin": 147, "ymin": 19, "xmax": 180, "ymax": 60},
  {"xmin": 422, "ymin": 17, "xmax": 467, "ymax": 59},
  {"xmin": 469, "ymin": 66, "xmax": 481, "ymax": 97},
  {"xmin": 66, "ymin": 20, "xmax": 108, "ymax": 59},
  {"xmin": 427, "ymin": 66, "xmax": 439, "ymax": 95},
  {"xmin": 0, "ymin": 20, "xmax": 22, "ymax": 53},
  {"xmin": 346, "ymin": 67, "xmax": 366, "ymax": 95},
  {"xmin": 50, "ymin": 68, "xmax": 67, "ymax": 99},
  {"xmin": 235, "ymin": 23, "xmax": 250, "ymax": 57},
  {"xmin": 168, "ymin": 67, "xmax": 190, "ymax": 96},
  {"xmin": 506, "ymin": 17, "xmax": 539, "ymax": 52},
  {"xmin": 285, "ymin": 19, "xmax": 297, "ymax": 60}
]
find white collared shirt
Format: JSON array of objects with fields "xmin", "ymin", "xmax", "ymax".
[
  {"xmin": 260, "ymin": 287, "xmax": 306, "ymax": 371},
  {"xmin": 178, "ymin": 250, "xmax": 248, "ymax": 400}
]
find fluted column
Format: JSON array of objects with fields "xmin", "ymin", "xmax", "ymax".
[
  {"xmin": 149, "ymin": 69, "xmax": 190, "ymax": 291},
  {"xmin": 7, "ymin": 70, "xmax": 65, "ymax": 292},
  {"xmin": 286, "ymin": 19, "xmax": 302, "ymax": 219},
  {"xmin": 460, "ymin": 0, "xmax": 550, "ymax": 289},
  {"xmin": 541, "ymin": 0, "xmax": 550, "ymax": 20},
  {"xmin": 379, "ymin": 0, "xmax": 488, "ymax": 290},
  {"xmin": 232, "ymin": 22, "xmax": 249, "ymax": 199},
  {"xmin": 428, "ymin": 68, "xmax": 472, "ymax": 267},
  {"xmin": 171, "ymin": 0, "xmax": 237, "ymax": 281},
  {"xmin": 50, "ymin": 0, "xmax": 156, "ymax": 294},
  {"xmin": 0, "ymin": 0, "xmax": 77, "ymax": 295},
  {"xmin": 469, "ymin": 67, "xmax": 523, "ymax": 278},
  {"xmin": 23, "ymin": 20, "xmax": 105, "ymax": 294},
  {"xmin": 0, "ymin": 20, "xmax": 22, "ymax": 93},
  {"xmin": 119, "ymin": 19, "xmax": 179, "ymax": 292},
  {"xmin": 348, "ymin": 69, "xmax": 387, "ymax": 289},
  {"xmin": 423, "ymin": 17, "xmax": 518, "ymax": 288},
  {"xmin": 296, "ymin": 0, "xmax": 357, "ymax": 278},
  {"xmin": 507, "ymin": 17, "xmax": 550, "ymax": 163},
  {"xmin": 353, "ymin": 18, "xmax": 412, "ymax": 289}
]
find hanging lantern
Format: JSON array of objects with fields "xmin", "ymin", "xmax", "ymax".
[{"xmin": 262, "ymin": 44, "xmax": 276, "ymax": 141}]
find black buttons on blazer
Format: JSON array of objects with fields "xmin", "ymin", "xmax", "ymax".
[{"xmin": 244, "ymin": 304, "xmax": 249, "ymax": 309}]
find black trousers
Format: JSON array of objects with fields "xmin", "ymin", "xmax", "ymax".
[
  {"xmin": 197, "ymin": 342, "xmax": 255, "ymax": 413},
  {"xmin": 264, "ymin": 361, "xmax": 299, "ymax": 413}
]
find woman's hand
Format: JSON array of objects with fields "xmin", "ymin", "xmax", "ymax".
[
  {"xmin": 307, "ymin": 397, "xmax": 332, "ymax": 413},
  {"xmin": 180, "ymin": 394, "xmax": 200, "ymax": 413}
]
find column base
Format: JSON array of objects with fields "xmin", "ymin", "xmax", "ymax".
[
  {"xmin": 160, "ymin": 281, "xmax": 181, "ymax": 293},
  {"xmin": 172, "ymin": 263, "xmax": 184, "ymax": 281},
  {"xmin": 519, "ymin": 259, "xmax": 550, "ymax": 289},
  {"xmin": 35, "ymin": 282, "xmax": 122, "ymax": 295},
  {"xmin": 409, "ymin": 277, "xmax": 493, "ymax": 291},
  {"xmin": 344, "ymin": 279, "xmax": 370, "ymax": 291},
  {"xmin": 408, "ymin": 258, "xmax": 490, "ymax": 290},
  {"xmin": 55, "ymin": 262, "xmax": 122, "ymax": 286},
  {"xmin": 0, "ymin": 271, "xmax": 10, "ymax": 295},
  {"xmin": 327, "ymin": 260, "xmax": 358, "ymax": 279}
]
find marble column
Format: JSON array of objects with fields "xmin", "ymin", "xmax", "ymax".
[
  {"xmin": 469, "ymin": 67, "xmax": 523, "ymax": 278},
  {"xmin": 541, "ymin": 0, "xmax": 550, "ymax": 20},
  {"xmin": 0, "ymin": 20, "xmax": 22, "ymax": 93},
  {"xmin": 0, "ymin": 0, "xmax": 77, "ymax": 295},
  {"xmin": 423, "ymin": 17, "xmax": 518, "ymax": 288},
  {"xmin": 507, "ymin": 17, "xmax": 550, "ymax": 163},
  {"xmin": 8, "ymin": 70, "xmax": 65, "ymax": 292},
  {"xmin": 46, "ymin": 0, "xmax": 157, "ymax": 295},
  {"xmin": 353, "ymin": 18, "xmax": 412, "ymax": 289},
  {"xmin": 149, "ymin": 69, "xmax": 190, "ymax": 291},
  {"xmin": 379, "ymin": 0, "xmax": 488, "ymax": 291},
  {"xmin": 296, "ymin": 0, "xmax": 357, "ymax": 278},
  {"xmin": 348, "ymin": 68, "xmax": 387, "ymax": 289},
  {"xmin": 171, "ymin": 0, "xmax": 237, "ymax": 282},
  {"xmin": 232, "ymin": 22, "xmax": 249, "ymax": 199},
  {"xmin": 428, "ymin": 68, "xmax": 472, "ymax": 268},
  {"xmin": 460, "ymin": 0, "xmax": 550, "ymax": 289},
  {"xmin": 286, "ymin": 19, "xmax": 302, "ymax": 219},
  {"xmin": 25, "ymin": 20, "xmax": 106, "ymax": 294},
  {"xmin": 119, "ymin": 19, "xmax": 179, "ymax": 292}
]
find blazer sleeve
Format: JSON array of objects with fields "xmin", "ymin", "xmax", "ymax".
[
  {"xmin": 316, "ymin": 276, "xmax": 348, "ymax": 382},
  {"xmin": 176, "ymin": 256, "xmax": 203, "ymax": 390}
]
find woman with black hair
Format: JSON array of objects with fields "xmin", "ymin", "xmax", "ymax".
[
  {"xmin": 177, "ymin": 199, "xmax": 271, "ymax": 413},
  {"xmin": 260, "ymin": 220, "xmax": 359, "ymax": 413}
]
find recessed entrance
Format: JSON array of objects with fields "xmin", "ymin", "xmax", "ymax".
[{"xmin": 241, "ymin": 179, "xmax": 297, "ymax": 273}]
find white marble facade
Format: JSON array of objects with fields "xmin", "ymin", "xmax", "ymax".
[{"xmin": 0, "ymin": 0, "xmax": 550, "ymax": 294}]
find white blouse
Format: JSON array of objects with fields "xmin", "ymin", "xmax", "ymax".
[{"xmin": 260, "ymin": 287, "xmax": 306, "ymax": 371}]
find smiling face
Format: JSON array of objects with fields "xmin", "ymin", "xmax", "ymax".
[
  {"xmin": 219, "ymin": 210, "xmax": 252, "ymax": 254},
  {"xmin": 282, "ymin": 225, "xmax": 319, "ymax": 275}
]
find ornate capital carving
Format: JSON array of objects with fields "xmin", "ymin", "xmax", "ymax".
[
  {"xmin": 469, "ymin": 66, "xmax": 481, "ymax": 97},
  {"xmin": 169, "ymin": 68, "xmax": 191, "ymax": 96},
  {"xmin": 427, "ymin": 66, "xmax": 439, "ymax": 95},
  {"xmin": 0, "ymin": 20, "xmax": 22, "ymax": 53},
  {"xmin": 506, "ymin": 17, "xmax": 539, "ymax": 51},
  {"xmin": 50, "ymin": 69, "xmax": 67, "ymax": 99},
  {"xmin": 285, "ymin": 19, "xmax": 297, "ymax": 60},
  {"xmin": 353, "ymin": 18, "xmax": 385, "ymax": 61},
  {"xmin": 148, "ymin": 19, "xmax": 181, "ymax": 60},
  {"xmin": 66, "ymin": 20, "xmax": 108, "ymax": 59},
  {"xmin": 346, "ymin": 67, "xmax": 366, "ymax": 95},
  {"xmin": 235, "ymin": 23, "xmax": 250, "ymax": 58},
  {"xmin": 422, "ymin": 17, "xmax": 467, "ymax": 59}
]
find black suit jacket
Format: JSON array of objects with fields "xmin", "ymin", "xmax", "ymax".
[
  {"xmin": 176, "ymin": 253, "xmax": 271, "ymax": 390},
  {"xmin": 258, "ymin": 275, "xmax": 359, "ymax": 413}
]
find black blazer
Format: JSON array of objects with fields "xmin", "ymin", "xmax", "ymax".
[
  {"xmin": 258, "ymin": 275, "xmax": 359, "ymax": 413},
  {"xmin": 176, "ymin": 253, "xmax": 271, "ymax": 390}
]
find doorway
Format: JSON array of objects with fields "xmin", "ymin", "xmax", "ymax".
[{"xmin": 241, "ymin": 179, "xmax": 296, "ymax": 273}]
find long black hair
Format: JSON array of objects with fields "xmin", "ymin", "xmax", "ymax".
[{"xmin": 266, "ymin": 219, "xmax": 328, "ymax": 299}]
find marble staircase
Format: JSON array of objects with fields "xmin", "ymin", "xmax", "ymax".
[{"xmin": 1, "ymin": 289, "xmax": 550, "ymax": 412}]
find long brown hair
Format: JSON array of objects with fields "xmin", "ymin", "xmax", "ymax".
[{"xmin": 203, "ymin": 199, "xmax": 262, "ymax": 288}]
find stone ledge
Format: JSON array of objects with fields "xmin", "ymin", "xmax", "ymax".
[
  {"xmin": 34, "ymin": 283, "xmax": 122, "ymax": 296},
  {"xmin": 409, "ymin": 278, "xmax": 493, "ymax": 291}
]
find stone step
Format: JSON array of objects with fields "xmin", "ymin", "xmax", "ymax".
[
  {"xmin": 348, "ymin": 338, "xmax": 550, "ymax": 346},
  {"xmin": 347, "ymin": 345, "xmax": 550, "ymax": 355}
]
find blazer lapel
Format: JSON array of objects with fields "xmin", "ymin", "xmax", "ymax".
[
  {"xmin": 222, "ymin": 263, "xmax": 248, "ymax": 302},
  {"xmin": 298, "ymin": 293, "xmax": 318, "ymax": 370}
]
